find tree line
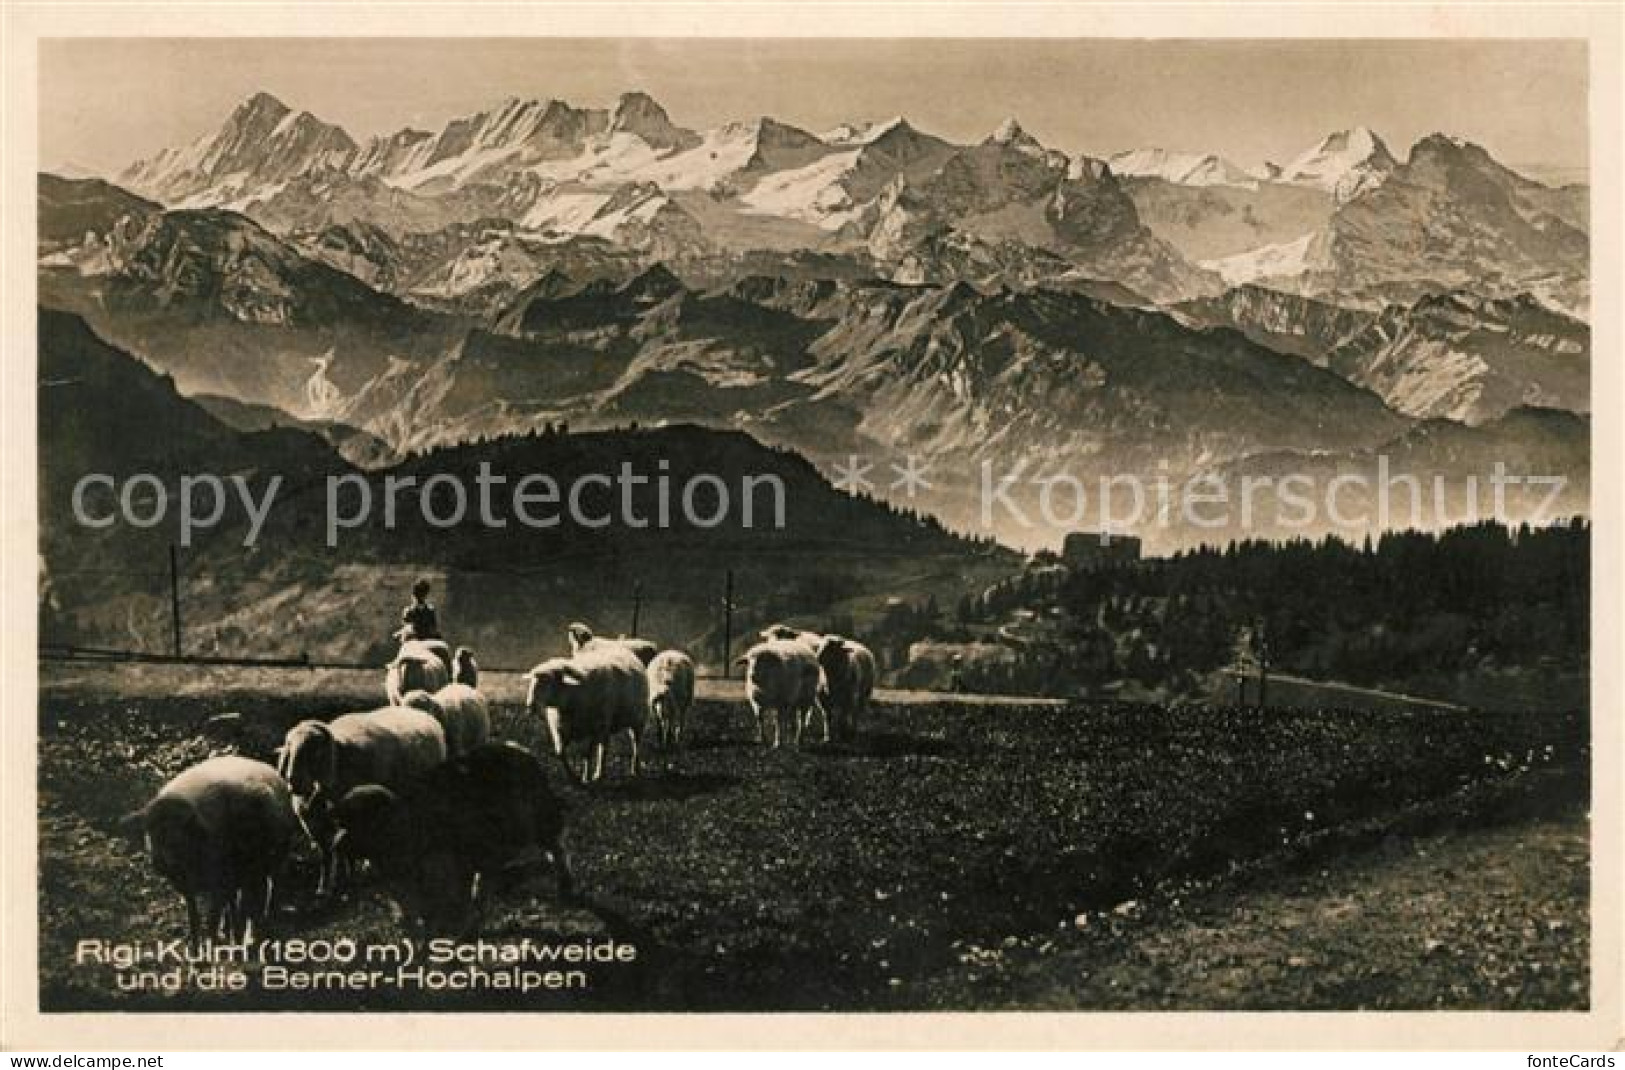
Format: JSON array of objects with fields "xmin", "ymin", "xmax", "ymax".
[{"xmin": 886, "ymin": 520, "xmax": 1588, "ymax": 701}]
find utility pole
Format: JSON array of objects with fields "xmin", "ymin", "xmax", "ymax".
[
  {"xmin": 630, "ymin": 581, "xmax": 643, "ymax": 638},
  {"xmin": 1255, "ymin": 621, "xmax": 1270, "ymax": 710},
  {"xmin": 720, "ymin": 570, "xmax": 734, "ymax": 679},
  {"xmin": 1229, "ymin": 623, "xmax": 1258, "ymax": 709},
  {"xmin": 168, "ymin": 544, "xmax": 183, "ymax": 658}
]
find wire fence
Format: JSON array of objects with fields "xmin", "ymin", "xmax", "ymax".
[
  {"xmin": 35, "ymin": 643, "xmax": 754, "ymax": 682},
  {"xmin": 41, "ymin": 528, "xmax": 1005, "ymax": 682},
  {"xmin": 40, "ymin": 544, "xmax": 764, "ymax": 678}
]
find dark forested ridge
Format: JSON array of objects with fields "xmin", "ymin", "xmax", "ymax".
[{"xmin": 911, "ymin": 520, "xmax": 1588, "ymax": 708}]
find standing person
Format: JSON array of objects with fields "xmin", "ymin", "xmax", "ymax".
[{"xmin": 397, "ymin": 577, "xmax": 442, "ymax": 642}]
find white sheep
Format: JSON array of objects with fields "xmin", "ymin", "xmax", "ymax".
[
  {"xmin": 278, "ymin": 707, "xmax": 448, "ymax": 799},
  {"xmin": 277, "ymin": 706, "xmax": 447, "ymax": 894},
  {"xmin": 816, "ymin": 635, "xmax": 878, "ymax": 742},
  {"xmin": 738, "ymin": 638, "xmax": 824, "ymax": 748},
  {"xmin": 646, "ymin": 649, "xmax": 696, "ymax": 747},
  {"xmin": 526, "ymin": 642, "xmax": 650, "ymax": 783},
  {"xmin": 567, "ymin": 622, "xmax": 659, "ymax": 666},
  {"xmin": 386, "ymin": 640, "xmax": 451, "ymax": 705},
  {"xmin": 402, "ymin": 682, "xmax": 491, "ymax": 758},
  {"xmin": 121, "ymin": 755, "xmax": 304, "ymax": 947}
]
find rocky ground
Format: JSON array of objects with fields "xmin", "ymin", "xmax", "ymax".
[{"xmin": 938, "ymin": 813, "xmax": 1588, "ymax": 1010}]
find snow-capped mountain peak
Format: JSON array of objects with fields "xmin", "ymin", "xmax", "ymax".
[
  {"xmin": 821, "ymin": 122, "xmax": 867, "ymax": 145},
  {"xmin": 990, "ymin": 117, "xmax": 1025, "ymax": 142},
  {"xmin": 1279, "ymin": 126, "xmax": 1397, "ymax": 201},
  {"xmin": 986, "ymin": 117, "xmax": 1047, "ymax": 154},
  {"xmin": 1108, "ymin": 147, "xmax": 1260, "ymax": 189},
  {"xmin": 233, "ymin": 91, "xmax": 292, "ymax": 127},
  {"xmin": 121, "ymin": 90, "xmax": 357, "ymax": 206},
  {"xmin": 607, "ymin": 91, "xmax": 697, "ymax": 151}
]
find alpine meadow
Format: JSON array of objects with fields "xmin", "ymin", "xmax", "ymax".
[{"xmin": 33, "ymin": 37, "xmax": 1591, "ymax": 1017}]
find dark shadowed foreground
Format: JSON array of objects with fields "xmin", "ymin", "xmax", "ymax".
[{"xmin": 38, "ymin": 663, "xmax": 1586, "ymax": 1011}]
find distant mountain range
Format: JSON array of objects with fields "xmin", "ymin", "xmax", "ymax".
[
  {"xmin": 1178, "ymin": 404, "xmax": 1588, "ymax": 547},
  {"xmin": 96, "ymin": 91, "xmax": 1586, "ymax": 315},
  {"xmin": 40, "ymin": 308, "xmax": 1007, "ymax": 660},
  {"xmin": 35, "ymin": 89, "xmax": 1591, "ymax": 553},
  {"xmin": 1122, "ymin": 129, "xmax": 1588, "ymax": 318},
  {"xmin": 1177, "ymin": 285, "xmax": 1589, "ymax": 424},
  {"xmin": 107, "ymin": 91, "xmax": 1208, "ymax": 304},
  {"xmin": 1109, "ymin": 126, "xmax": 1396, "ymax": 198}
]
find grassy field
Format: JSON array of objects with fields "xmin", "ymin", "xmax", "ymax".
[{"xmin": 37, "ymin": 661, "xmax": 1588, "ymax": 1011}]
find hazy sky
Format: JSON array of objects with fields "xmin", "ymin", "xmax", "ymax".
[{"xmin": 41, "ymin": 38, "xmax": 1589, "ymax": 176}]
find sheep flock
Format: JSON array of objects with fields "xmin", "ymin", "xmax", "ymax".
[{"xmin": 124, "ymin": 621, "xmax": 876, "ymax": 945}]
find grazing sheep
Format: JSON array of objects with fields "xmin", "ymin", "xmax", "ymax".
[
  {"xmin": 738, "ymin": 638, "xmax": 824, "ymax": 748},
  {"xmin": 646, "ymin": 650, "xmax": 697, "ymax": 747},
  {"xmin": 567, "ymin": 622, "xmax": 659, "ymax": 666},
  {"xmin": 526, "ymin": 643, "xmax": 650, "ymax": 783},
  {"xmin": 277, "ymin": 707, "xmax": 447, "ymax": 799},
  {"xmin": 122, "ymin": 756, "xmax": 304, "ymax": 947},
  {"xmin": 403, "ymin": 683, "xmax": 491, "ymax": 758},
  {"xmin": 277, "ymin": 707, "xmax": 447, "ymax": 894},
  {"xmin": 816, "ymin": 635, "xmax": 878, "ymax": 742},
  {"xmin": 328, "ymin": 743, "xmax": 574, "ymax": 936},
  {"xmin": 386, "ymin": 640, "xmax": 452, "ymax": 705}
]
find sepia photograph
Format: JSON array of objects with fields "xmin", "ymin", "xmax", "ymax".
[{"xmin": 5, "ymin": 5, "xmax": 1620, "ymax": 1052}]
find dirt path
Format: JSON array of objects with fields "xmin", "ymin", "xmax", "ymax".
[
  {"xmin": 1266, "ymin": 673, "xmax": 1467, "ymax": 712},
  {"xmin": 960, "ymin": 812, "xmax": 1589, "ymax": 1010}
]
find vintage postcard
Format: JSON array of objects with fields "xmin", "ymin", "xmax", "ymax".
[{"xmin": 2, "ymin": 1, "xmax": 1620, "ymax": 1051}]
